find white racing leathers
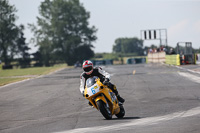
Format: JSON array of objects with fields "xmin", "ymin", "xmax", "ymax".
[{"xmin": 79, "ymin": 67, "xmax": 111, "ymax": 94}]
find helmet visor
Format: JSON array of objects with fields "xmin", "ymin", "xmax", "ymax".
[{"xmin": 83, "ymin": 66, "xmax": 93, "ymax": 72}]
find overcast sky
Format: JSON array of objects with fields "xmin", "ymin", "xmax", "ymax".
[{"xmin": 9, "ymin": 0, "xmax": 200, "ymax": 53}]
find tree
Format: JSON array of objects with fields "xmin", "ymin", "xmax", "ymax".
[
  {"xmin": 113, "ymin": 37, "xmax": 144, "ymax": 55},
  {"xmin": 16, "ymin": 25, "xmax": 31, "ymax": 68},
  {"xmin": 32, "ymin": 51, "xmax": 43, "ymax": 67},
  {"xmin": 30, "ymin": 0, "xmax": 97, "ymax": 66},
  {"xmin": 74, "ymin": 44, "xmax": 94, "ymax": 61},
  {"xmin": 0, "ymin": 0, "xmax": 19, "ymax": 66}
]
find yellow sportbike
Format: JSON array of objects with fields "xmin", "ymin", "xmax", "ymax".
[{"xmin": 84, "ymin": 76, "xmax": 125, "ymax": 119}]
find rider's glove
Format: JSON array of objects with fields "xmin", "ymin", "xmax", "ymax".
[{"xmin": 103, "ymin": 78, "xmax": 110, "ymax": 85}]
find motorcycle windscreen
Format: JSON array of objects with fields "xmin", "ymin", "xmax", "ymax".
[
  {"xmin": 86, "ymin": 76, "xmax": 100, "ymax": 96},
  {"xmin": 86, "ymin": 76, "xmax": 99, "ymax": 88}
]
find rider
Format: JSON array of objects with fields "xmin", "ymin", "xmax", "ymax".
[{"xmin": 79, "ymin": 60, "xmax": 125, "ymax": 103}]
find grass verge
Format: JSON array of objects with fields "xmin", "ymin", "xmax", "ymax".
[
  {"xmin": 0, "ymin": 64, "xmax": 68, "ymax": 86},
  {"xmin": 0, "ymin": 78, "xmax": 28, "ymax": 86}
]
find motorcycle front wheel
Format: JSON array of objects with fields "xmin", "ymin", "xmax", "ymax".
[{"xmin": 97, "ymin": 100, "xmax": 112, "ymax": 120}]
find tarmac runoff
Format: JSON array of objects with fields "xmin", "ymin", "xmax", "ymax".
[
  {"xmin": 163, "ymin": 64, "xmax": 200, "ymax": 83},
  {"xmin": 178, "ymin": 72, "xmax": 200, "ymax": 84},
  {"xmin": 175, "ymin": 65, "xmax": 200, "ymax": 75}
]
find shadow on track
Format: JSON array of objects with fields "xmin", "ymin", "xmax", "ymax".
[{"xmin": 111, "ymin": 116, "xmax": 141, "ymax": 120}]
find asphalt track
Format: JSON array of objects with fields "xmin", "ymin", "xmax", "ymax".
[{"xmin": 0, "ymin": 64, "xmax": 200, "ymax": 133}]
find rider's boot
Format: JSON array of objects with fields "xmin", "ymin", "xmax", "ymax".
[{"xmin": 117, "ymin": 95, "xmax": 125, "ymax": 103}]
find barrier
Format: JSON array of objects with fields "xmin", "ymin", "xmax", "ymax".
[
  {"xmin": 147, "ymin": 52, "xmax": 166, "ymax": 63},
  {"xmin": 196, "ymin": 54, "xmax": 200, "ymax": 64},
  {"xmin": 126, "ymin": 57, "xmax": 146, "ymax": 64},
  {"xmin": 165, "ymin": 54, "xmax": 180, "ymax": 66},
  {"xmin": 147, "ymin": 52, "xmax": 180, "ymax": 66},
  {"xmin": 86, "ymin": 60, "xmax": 113, "ymax": 66}
]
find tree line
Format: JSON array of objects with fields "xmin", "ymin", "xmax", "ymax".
[
  {"xmin": 0, "ymin": 0, "xmax": 155, "ymax": 69},
  {"xmin": 1, "ymin": 0, "xmax": 199, "ymax": 69},
  {"xmin": 0, "ymin": 0, "xmax": 30, "ymax": 68},
  {"xmin": 112, "ymin": 37, "xmax": 144, "ymax": 55},
  {"xmin": 0, "ymin": 0, "xmax": 96, "ymax": 69}
]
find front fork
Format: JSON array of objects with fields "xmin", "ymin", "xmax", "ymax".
[{"xmin": 95, "ymin": 94, "xmax": 110, "ymax": 110}]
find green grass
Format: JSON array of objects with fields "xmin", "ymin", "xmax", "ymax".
[
  {"xmin": 0, "ymin": 64, "xmax": 2, "ymax": 70},
  {"xmin": 0, "ymin": 64, "xmax": 68, "ymax": 86},
  {"xmin": 0, "ymin": 78, "xmax": 28, "ymax": 86}
]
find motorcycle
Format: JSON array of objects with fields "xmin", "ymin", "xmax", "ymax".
[{"xmin": 84, "ymin": 76, "xmax": 125, "ymax": 119}]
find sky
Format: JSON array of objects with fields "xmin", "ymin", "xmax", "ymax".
[{"xmin": 8, "ymin": 0, "xmax": 200, "ymax": 53}]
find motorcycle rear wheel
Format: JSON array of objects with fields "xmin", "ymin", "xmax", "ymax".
[
  {"xmin": 97, "ymin": 100, "xmax": 112, "ymax": 120},
  {"xmin": 115, "ymin": 105, "xmax": 125, "ymax": 118}
]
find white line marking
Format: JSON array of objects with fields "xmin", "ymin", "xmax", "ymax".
[
  {"xmin": 175, "ymin": 65, "xmax": 200, "ymax": 75},
  {"xmin": 178, "ymin": 72, "xmax": 200, "ymax": 84},
  {"xmin": 54, "ymin": 106, "xmax": 200, "ymax": 133}
]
